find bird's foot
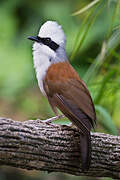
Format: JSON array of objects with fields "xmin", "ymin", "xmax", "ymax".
[
  {"xmin": 43, "ymin": 115, "xmax": 65, "ymax": 123},
  {"xmin": 67, "ymin": 123, "xmax": 77, "ymax": 129}
]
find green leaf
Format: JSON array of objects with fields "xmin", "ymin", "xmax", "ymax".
[
  {"xmin": 94, "ymin": 69, "xmax": 117, "ymax": 104},
  {"xmin": 72, "ymin": 0, "xmax": 100, "ymax": 16},
  {"xmin": 95, "ymin": 105, "xmax": 118, "ymax": 135},
  {"xmin": 84, "ymin": 1, "xmax": 120, "ymax": 84},
  {"xmin": 70, "ymin": 0, "xmax": 106, "ymax": 61}
]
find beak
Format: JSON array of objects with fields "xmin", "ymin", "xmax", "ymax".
[{"xmin": 27, "ymin": 36, "xmax": 41, "ymax": 43}]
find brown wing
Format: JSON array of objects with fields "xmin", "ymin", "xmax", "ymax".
[{"xmin": 44, "ymin": 78, "xmax": 96, "ymax": 133}]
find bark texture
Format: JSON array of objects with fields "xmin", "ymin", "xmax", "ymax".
[{"xmin": 0, "ymin": 117, "xmax": 120, "ymax": 179}]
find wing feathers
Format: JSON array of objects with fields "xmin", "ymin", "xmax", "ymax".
[
  {"xmin": 61, "ymin": 79, "xmax": 96, "ymax": 123},
  {"xmin": 44, "ymin": 78, "xmax": 96, "ymax": 127},
  {"xmin": 54, "ymin": 94, "xmax": 91, "ymax": 134}
]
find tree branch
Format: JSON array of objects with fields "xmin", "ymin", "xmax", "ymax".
[{"xmin": 0, "ymin": 117, "xmax": 120, "ymax": 179}]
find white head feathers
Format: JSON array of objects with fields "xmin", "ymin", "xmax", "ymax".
[{"xmin": 38, "ymin": 21, "xmax": 66, "ymax": 47}]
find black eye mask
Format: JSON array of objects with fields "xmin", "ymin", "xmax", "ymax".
[{"xmin": 28, "ymin": 36, "xmax": 59, "ymax": 51}]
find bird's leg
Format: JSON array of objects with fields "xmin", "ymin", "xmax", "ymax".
[{"xmin": 43, "ymin": 115, "xmax": 65, "ymax": 123}]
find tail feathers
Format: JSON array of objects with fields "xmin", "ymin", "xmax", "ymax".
[{"xmin": 80, "ymin": 132, "xmax": 91, "ymax": 171}]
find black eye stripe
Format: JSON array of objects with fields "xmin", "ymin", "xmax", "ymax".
[
  {"xmin": 48, "ymin": 41, "xmax": 59, "ymax": 51},
  {"xmin": 37, "ymin": 36, "xmax": 59, "ymax": 51}
]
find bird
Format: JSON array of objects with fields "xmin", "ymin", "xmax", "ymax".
[{"xmin": 28, "ymin": 21, "xmax": 96, "ymax": 171}]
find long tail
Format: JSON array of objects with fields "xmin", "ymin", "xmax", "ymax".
[{"xmin": 80, "ymin": 131, "xmax": 91, "ymax": 171}]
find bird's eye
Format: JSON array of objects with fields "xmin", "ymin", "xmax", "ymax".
[{"xmin": 45, "ymin": 38, "xmax": 51, "ymax": 43}]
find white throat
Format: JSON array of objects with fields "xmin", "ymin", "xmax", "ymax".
[
  {"xmin": 33, "ymin": 42, "xmax": 67, "ymax": 96},
  {"xmin": 32, "ymin": 43, "xmax": 50, "ymax": 96}
]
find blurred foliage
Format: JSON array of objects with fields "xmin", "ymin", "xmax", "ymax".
[{"xmin": 0, "ymin": 0, "xmax": 120, "ymax": 179}]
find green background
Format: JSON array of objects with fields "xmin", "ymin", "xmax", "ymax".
[{"xmin": 0, "ymin": 0, "xmax": 120, "ymax": 179}]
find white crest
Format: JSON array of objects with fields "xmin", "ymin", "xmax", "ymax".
[{"xmin": 38, "ymin": 21, "xmax": 66, "ymax": 47}]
